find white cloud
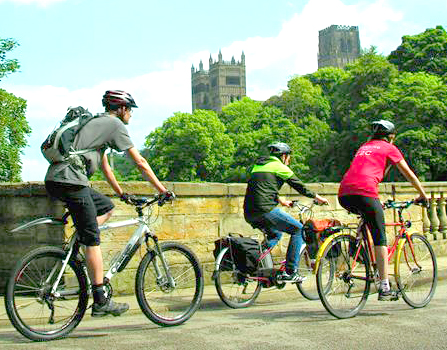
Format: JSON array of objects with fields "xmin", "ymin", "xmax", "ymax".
[
  {"xmin": 9, "ymin": 0, "xmax": 405, "ymax": 181},
  {"xmin": 225, "ymin": 0, "xmax": 402, "ymax": 74},
  {"xmin": 6, "ymin": 61, "xmax": 193, "ymax": 181},
  {"xmin": 0, "ymin": 0, "xmax": 66, "ymax": 6}
]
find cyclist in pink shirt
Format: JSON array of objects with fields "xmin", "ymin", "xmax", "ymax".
[{"xmin": 338, "ymin": 120, "xmax": 428, "ymax": 301}]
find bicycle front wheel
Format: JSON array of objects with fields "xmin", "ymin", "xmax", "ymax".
[
  {"xmin": 4, "ymin": 246, "xmax": 88, "ymax": 341},
  {"xmin": 395, "ymin": 233, "xmax": 437, "ymax": 308},
  {"xmin": 316, "ymin": 233, "xmax": 371, "ymax": 319},
  {"xmin": 136, "ymin": 242, "xmax": 204, "ymax": 326},
  {"xmin": 298, "ymin": 247, "xmax": 335, "ymax": 300},
  {"xmin": 214, "ymin": 247, "xmax": 262, "ymax": 308}
]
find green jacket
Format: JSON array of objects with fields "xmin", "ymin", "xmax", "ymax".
[{"xmin": 243, "ymin": 156, "xmax": 315, "ymax": 223}]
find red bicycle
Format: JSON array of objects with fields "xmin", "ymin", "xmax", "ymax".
[
  {"xmin": 212, "ymin": 200, "xmax": 336, "ymax": 308},
  {"xmin": 315, "ymin": 199, "xmax": 438, "ymax": 318}
]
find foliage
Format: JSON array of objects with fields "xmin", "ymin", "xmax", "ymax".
[
  {"xmin": 305, "ymin": 67, "xmax": 350, "ymax": 98},
  {"xmin": 0, "ymin": 89, "xmax": 31, "ymax": 181},
  {"xmin": 0, "ymin": 38, "xmax": 20, "ymax": 81},
  {"xmin": 220, "ymin": 98, "xmax": 310, "ymax": 182},
  {"xmin": 264, "ymin": 76, "xmax": 331, "ymax": 123},
  {"xmin": 143, "ymin": 110, "xmax": 235, "ymax": 182},
  {"xmin": 388, "ymin": 26, "xmax": 447, "ymax": 78}
]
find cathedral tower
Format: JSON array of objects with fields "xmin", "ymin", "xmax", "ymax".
[
  {"xmin": 318, "ymin": 25, "xmax": 361, "ymax": 69},
  {"xmin": 191, "ymin": 51, "xmax": 246, "ymax": 112}
]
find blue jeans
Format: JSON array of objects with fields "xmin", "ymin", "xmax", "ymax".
[{"xmin": 260, "ymin": 208, "xmax": 304, "ymax": 273}]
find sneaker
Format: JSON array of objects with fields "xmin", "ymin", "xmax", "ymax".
[
  {"xmin": 92, "ymin": 299, "xmax": 129, "ymax": 317},
  {"xmin": 378, "ymin": 289, "xmax": 399, "ymax": 301},
  {"xmin": 277, "ymin": 271, "xmax": 307, "ymax": 283}
]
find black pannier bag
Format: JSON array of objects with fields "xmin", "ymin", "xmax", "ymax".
[
  {"xmin": 229, "ymin": 236, "xmax": 261, "ymax": 274},
  {"xmin": 213, "ymin": 234, "xmax": 261, "ymax": 274},
  {"xmin": 213, "ymin": 236, "xmax": 233, "ymax": 271}
]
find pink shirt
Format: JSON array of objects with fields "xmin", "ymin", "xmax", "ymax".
[{"xmin": 339, "ymin": 140, "xmax": 404, "ymax": 198}]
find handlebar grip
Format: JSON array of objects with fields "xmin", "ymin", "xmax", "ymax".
[
  {"xmin": 157, "ymin": 191, "xmax": 176, "ymax": 206},
  {"xmin": 414, "ymin": 197, "xmax": 429, "ymax": 208}
]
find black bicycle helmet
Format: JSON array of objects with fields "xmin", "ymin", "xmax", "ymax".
[
  {"xmin": 102, "ymin": 90, "xmax": 138, "ymax": 109},
  {"xmin": 371, "ymin": 120, "xmax": 396, "ymax": 136},
  {"xmin": 268, "ymin": 142, "xmax": 292, "ymax": 157}
]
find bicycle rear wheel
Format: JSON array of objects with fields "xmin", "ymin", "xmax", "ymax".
[
  {"xmin": 213, "ymin": 247, "xmax": 262, "ymax": 308},
  {"xmin": 136, "ymin": 242, "xmax": 204, "ymax": 326},
  {"xmin": 395, "ymin": 233, "xmax": 437, "ymax": 308},
  {"xmin": 4, "ymin": 246, "xmax": 88, "ymax": 341},
  {"xmin": 316, "ymin": 233, "xmax": 371, "ymax": 319}
]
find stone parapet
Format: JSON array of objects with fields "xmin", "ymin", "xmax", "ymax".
[{"xmin": 1, "ymin": 181, "xmax": 447, "ymax": 294}]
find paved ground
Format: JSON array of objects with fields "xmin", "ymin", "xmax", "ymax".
[{"xmin": 1, "ymin": 274, "xmax": 446, "ymax": 350}]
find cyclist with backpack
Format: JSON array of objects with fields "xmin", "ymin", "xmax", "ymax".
[
  {"xmin": 44, "ymin": 90, "xmax": 172, "ymax": 317},
  {"xmin": 338, "ymin": 120, "xmax": 428, "ymax": 301},
  {"xmin": 243, "ymin": 142, "xmax": 328, "ymax": 282}
]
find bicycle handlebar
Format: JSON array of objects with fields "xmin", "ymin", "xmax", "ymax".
[
  {"xmin": 383, "ymin": 198, "xmax": 429, "ymax": 210},
  {"xmin": 291, "ymin": 199, "xmax": 327, "ymax": 213},
  {"xmin": 122, "ymin": 191, "xmax": 176, "ymax": 208}
]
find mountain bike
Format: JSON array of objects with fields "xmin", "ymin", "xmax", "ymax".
[
  {"xmin": 212, "ymin": 200, "xmax": 335, "ymax": 308},
  {"xmin": 4, "ymin": 194, "xmax": 204, "ymax": 341},
  {"xmin": 314, "ymin": 199, "xmax": 437, "ymax": 319}
]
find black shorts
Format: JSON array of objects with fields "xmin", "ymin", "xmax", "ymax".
[
  {"xmin": 45, "ymin": 181, "xmax": 115, "ymax": 246},
  {"xmin": 338, "ymin": 195, "xmax": 387, "ymax": 246}
]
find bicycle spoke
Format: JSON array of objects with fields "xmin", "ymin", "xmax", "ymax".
[
  {"xmin": 5, "ymin": 247, "xmax": 88, "ymax": 341},
  {"xmin": 136, "ymin": 244, "xmax": 203, "ymax": 326},
  {"xmin": 317, "ymin": 233, "xmax": 370, "ymax": 318},
  {"xmin": 396, "ymin": 234, "xmax": 437, "ymax": 308}
]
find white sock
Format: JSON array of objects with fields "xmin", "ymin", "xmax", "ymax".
[{"xmin": 380, "ymin": 279, "xmax": 390, "ymax": 292}]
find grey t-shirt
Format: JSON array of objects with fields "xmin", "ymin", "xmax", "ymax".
[{"xmin": 45, "ymin": 113, "xmax": 134, "ymax": 186}]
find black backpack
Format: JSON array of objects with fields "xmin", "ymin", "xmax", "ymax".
[{"xmin": 41, "ymin": 106, "xmax": 98, "ymax": 171}]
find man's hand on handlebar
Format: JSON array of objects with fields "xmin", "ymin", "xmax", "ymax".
[
  {"xmin": 120, "ymin": 193, "xmax": 138, "ymax": 205},
  {"xmin": 414, "ymin": 195, "xmax": 429, "ymax": 208},
  {"xmin": 278, "ymin": 197, "xmax": 293, "ymax": 207},
  {"xmin": 314, "ymin": 194, "xmax": 329, "ymax": 206},
  {"xmin": 157, "ymin": 190, "xmax": 176, "ymax": 206}
]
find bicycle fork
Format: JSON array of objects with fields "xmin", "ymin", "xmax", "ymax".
[{"xmin": 147, "ymin": 233, "xmax": 176, "ymax": 291}]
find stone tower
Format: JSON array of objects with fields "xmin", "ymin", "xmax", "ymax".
[
  {"xmin": 191, "ymin": 50, "xmax": 246, "ymax": 112},
  {"xmin": 318, "ymin": 25, "xmax": 361, "ymax": 69}
]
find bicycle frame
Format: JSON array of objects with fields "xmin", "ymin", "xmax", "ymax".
[
  {"xmin": 244, "ymin": 201, "xmax": 319, "ymax": 284},
  {"xmin": 314, "ymin": 201, "xmax": 420, "ymax": 280},
  {"xmin": 10, "ymin": 201, "xmax": 174, "ymax": 298}
]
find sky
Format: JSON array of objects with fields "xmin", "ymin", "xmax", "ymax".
[{"xmin": 1, "ymin": 0, "xmax": 446, "ymax": 181}]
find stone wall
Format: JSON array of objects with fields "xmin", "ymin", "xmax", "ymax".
[{"xmin": 1, "ymin": 181, "xmax": 447, "ymax": 294}]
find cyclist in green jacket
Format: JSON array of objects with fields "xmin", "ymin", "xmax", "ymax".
[{"xmin": 243, "ymin": 142, "xmax": 328, "ymax": 282}]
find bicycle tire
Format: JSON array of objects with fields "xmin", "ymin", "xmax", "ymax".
[
  {"xmin": 214, "ymin": 246, "xmax": 262, "ymax": 308},
  {"xmin": 135, "ymin": 242, "xmax": 204, "ymax": 326},
  {"xmin": 297, "ymin": 248, "xmax": 334, "ymax": 300},
  {"xmin": 4, "ymin": 246, "xmax": 88, "ymax": 341},
  {"xmin": 395, "ymin": 233, "xmax": 437, "ymax": 308},
  {"xmin": 316, "ymin": 233, "xmax": 371, "ymax": 319}
]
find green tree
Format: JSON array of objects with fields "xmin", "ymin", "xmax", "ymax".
[
  {"xmin": 397, "ymin": 127, "xmax": 447, "ymax": 181},
  {"xmin": 388, "ymin": 26, "xmax": 447, "ymax": 78},
  {"xmin": 265, "ymin": 76, "xmax": 331, "ymax": 123},
  {"xmin": 1, "ymin": 38, "xmax": 20, "ymax": 81},
  {"xmin": 0, "ymin": 90, "xmax": 30, "ymax": 181},
  {"xmin": 144, "ymin": 110, "xmax": 235, "ymax": 182},
  {"xmin": 305, "ymin": 67, "xmax": 350, "ymax": 98},
  {"xmin": 220, "ymin": 98, "xmax": 310, "ymax": 182},
  {"xmin": 355, "ymin": 71, "xmax": 447, "ymax": 181}
]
